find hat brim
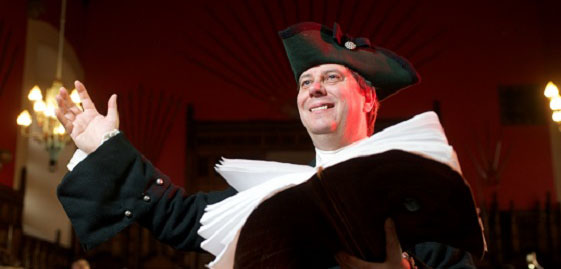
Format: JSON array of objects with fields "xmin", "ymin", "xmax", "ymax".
[{"xmin": 279, "ymin": 22, "xmax": 420, "ymax": 100}]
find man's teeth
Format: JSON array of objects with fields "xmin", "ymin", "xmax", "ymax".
[{"xmin": 311, "ymin": 105, "xmax": 328, "ymax": 112}]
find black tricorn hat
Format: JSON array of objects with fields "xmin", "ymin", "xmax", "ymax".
[{"xmin": 279, "ymin": 22, "xmax": 420, "ymax": 100}]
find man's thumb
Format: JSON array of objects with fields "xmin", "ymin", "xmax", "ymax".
[{"xmin": 107, "ymin": 94, "xmax": 119, "ymax": 127}]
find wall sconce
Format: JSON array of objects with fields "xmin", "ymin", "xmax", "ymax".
[{"xmin": 544, "ymin": 81, "xmax": 561, "ymax": 131}]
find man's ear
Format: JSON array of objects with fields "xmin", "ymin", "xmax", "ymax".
[{"xmin": 363, "ymin": 88, "xmax": 375, "ymax": 113}]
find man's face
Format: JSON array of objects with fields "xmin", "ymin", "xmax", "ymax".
[{"xmin": 297, "ymin": 64, "xmax": 372, "ymax": 143}]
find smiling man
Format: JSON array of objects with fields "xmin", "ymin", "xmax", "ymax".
[
  {"xmin": 297, "ymin": 64, "xmax": 377, "ymax": 150},
  {"xmin": 55, "ymin": 22, "xmax": 479, "ymax": 268}
]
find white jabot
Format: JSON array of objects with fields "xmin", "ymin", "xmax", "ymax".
[
  {"xmin": 315, "ymin": 142, "xmax": 350, "ymax": 166},
  {"xmin": 201, "ymin": 111, "xmax": 462, "ymax": 268}
]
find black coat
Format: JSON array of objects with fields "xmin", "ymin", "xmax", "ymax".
[{"xmin": 57, "ymin": 133, "xmax": 476, "ymax": 268}]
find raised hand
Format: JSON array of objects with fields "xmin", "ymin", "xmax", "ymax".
[
  {"xmin": 335, "ymin": 219, "xmax": 412, "ymax": 269},
  {"xmin": 55, "ymin": 81, "xmax": 119, "ymax": 154}
]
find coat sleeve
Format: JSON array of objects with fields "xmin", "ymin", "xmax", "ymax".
[
  {"xmin": 56, "ymin": 133, "xmax": 236, "ymax": 251},
  {"xmin": 410, "ymin": 242, "xmax": 477, "ymax": 269}
]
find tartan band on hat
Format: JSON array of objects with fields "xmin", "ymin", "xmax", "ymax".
[{"xmin": 279, "ymin": 22, "xmax": 420, "ymax": 100}]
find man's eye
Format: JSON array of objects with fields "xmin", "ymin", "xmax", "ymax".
[
  {"xmin": 326, "ymin": 74, "xmax": 341, "ymax": 82},
  {"xmin": 300, "ymin": 80, "xmax": 312, "ymax": 87}
]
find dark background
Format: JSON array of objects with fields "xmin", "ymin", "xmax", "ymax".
[
  {"xmin": 1, "ymin": 0, "xmax": 561, "ymax": 267},
  {"xmin": 3, "ymin": 0, "xmax": 558, "ymax": 209}
]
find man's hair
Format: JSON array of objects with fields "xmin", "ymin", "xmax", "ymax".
[{"xmin": 350, "ymin": 70, "xmax": 380, "ymax": 136}]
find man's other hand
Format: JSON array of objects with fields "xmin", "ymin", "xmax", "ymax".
[
  {"xmin": 55, "ymin": 80, "xmax": 119, "ymax": 154},
  {"xmin": 335, "ymin": 219, "xmax": 412, "ymax": 269}
]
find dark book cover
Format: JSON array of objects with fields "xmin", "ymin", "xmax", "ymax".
[{"xmin": 234, "ymin": 150, "xmax": 486, "ymax": 268}]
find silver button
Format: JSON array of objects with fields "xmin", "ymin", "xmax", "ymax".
[
  {"xmin": 156, "ymin": 178, "xmax": 164, "ymax": 185},
  {"xmin": 124, "ymin": 210, "xmax": 132, "ymax": 217},
  {"xmin": 344, "ymin": 41, "xmax": 357, "ymax": 50},
  {"xmin": 143, "ymin": 195, "xmax": 151, "ymax": 202}
]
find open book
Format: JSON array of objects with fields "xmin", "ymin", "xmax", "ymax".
[
  {"xmin": 234, "ymin": 150, "xmax": 485, "ymax": 268},
  {"xmin": 198, "ymin": 112, "xmax": 486, "ymax": 268}
]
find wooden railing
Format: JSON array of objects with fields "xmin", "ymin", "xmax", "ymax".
[
  {"xmin": 0, "ymin": 168, "xmax": 71, "ymax": 268},
  {"xmin": 476, "ymin": 193, "xmax": 561, "ymax": 268},
  {"xmin": 0, "ymin": 168, "xmax": 24, "ymax": 267}
]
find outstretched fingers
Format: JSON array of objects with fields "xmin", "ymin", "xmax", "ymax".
[
  {"xmin": 75, "ymin": 80, "xmax": 97, "ymax": 111},
  {"xmin": 58, "ymin": 87, "xmax": 82, "ymax": 116},
  {"xmin": 106, "ymin": 94, "xmax": 119, "ymax": 127},
  {"xmin": 55, "ymin": 97, "xmax": 73, "ymax": 134}
]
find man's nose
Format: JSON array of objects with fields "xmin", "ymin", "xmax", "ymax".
[{"xmin": 309, "ymin": 81, "xmax": 326, "ymax": 97}]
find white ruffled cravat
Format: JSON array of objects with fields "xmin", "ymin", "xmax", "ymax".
[{"xmin": 198, "ymin": 111, "xmax": 462, "ymax": 268}]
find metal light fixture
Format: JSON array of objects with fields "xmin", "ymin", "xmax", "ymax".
[
  {"xmin": 544, "ymin": 81, "xmax": 561, "ymax": 131},
  {"xmin": 16, "ymin": 0, "xmax": 79, "ymax": 170}
]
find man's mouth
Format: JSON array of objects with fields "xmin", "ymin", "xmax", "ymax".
[{"xmin": 309, "ymin": 104, "xmax": 334, "ymax": 112}]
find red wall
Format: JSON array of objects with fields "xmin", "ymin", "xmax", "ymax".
[
  {"xmin": 379, "ymin": 1, "xmax": 556, "ymax": 209},
  {"xmin": 0, "ymin": 2, "xmax": 26, "ymax": 187},
  {"xmin": 32, "ymin": 0, "xmax": 561, "ymax": 209}
]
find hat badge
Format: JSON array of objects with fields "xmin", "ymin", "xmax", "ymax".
[{"xmin": 344, "ymin": 41, "xmax": 357, "ymax": 50}]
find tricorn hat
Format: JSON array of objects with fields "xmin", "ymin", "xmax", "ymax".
[{"xmin": 279, "ymin": 22, "xmax": 420, "ymax": 100}]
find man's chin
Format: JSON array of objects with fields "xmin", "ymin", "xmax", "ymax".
[{"xmin": 306, "ymin": 125, "xmax": 337, "ymax": 136}]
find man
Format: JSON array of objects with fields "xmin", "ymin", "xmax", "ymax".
[{"xmin": 56, "ymin": 22, "xmax": 478, "ymax": 268}]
